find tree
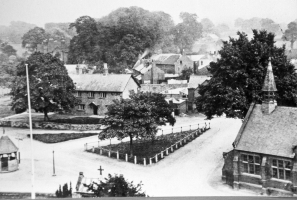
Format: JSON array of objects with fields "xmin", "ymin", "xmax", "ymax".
[
  {"xmin": 10, "ymin": 52, "xmax": 79, "ymax": 121},
  {"xmin": 260, "ymin": 18, "xmax": 279, "ymax": 34},
  {"xmin": 55, "ymin": 182, "xmax": 72, "ymax": 198},
  {"xmin": 84, "ymin": 174, "xmax": 146, "ymax": 197},
  {"xmin": 0, "ymin": 43, "xmax": 17, "ymax": 56},
  {"xmin": 201, "ymin": 18, "xmax": 215, "ymax": 34},
  {"xmin": 179, "ymin": 67, "xmax": 193, "ymax": 81},
  {"xmin": 282, "ymin": 21, "xmax": 297, "ymax": 49},
  {"xmin": 172, "ymin": 12, "xmax": 203, "ymax": 52},
  {"xmin": 101, "ymin": 92, "xmax": 175, "ymax": 156},
  {"xmin": 21, "ymin": 27, "xmax": 48, "ymax": 50},
  {"xmin": 215, "ymin": 23, "xmax": 230, "ymax": 34},
  {"xmin": 195, "ymin": 30, "xmax": 297, "ymax": 119}
]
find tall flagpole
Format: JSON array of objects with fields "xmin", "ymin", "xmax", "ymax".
[{"xmin": 25, "ymin": 63, "xmax": 35, "ymax": 199}]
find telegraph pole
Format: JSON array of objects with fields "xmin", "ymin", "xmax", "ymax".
[{"xmin": 26, "ymin": 63, "xmax": 35, "ymax": 199}]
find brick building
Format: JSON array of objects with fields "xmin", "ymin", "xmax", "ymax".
[
  {"xmin": 222, "ymin": 59, "xmax": 297, "ymax": 196},
  {"xmin": 69, "ymin": 68, "xmax": 140, "ymax": 115}
]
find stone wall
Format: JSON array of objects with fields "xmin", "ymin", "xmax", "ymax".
[{"xmin": 0, "ymin": 120, "xmax": 101, "ymax": 131}]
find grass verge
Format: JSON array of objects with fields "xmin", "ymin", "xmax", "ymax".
[{"xmin": 28, "ymin": 133, "xmax": 98, "ymax": 143}]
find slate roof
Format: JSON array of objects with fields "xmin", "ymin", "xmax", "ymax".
[
  {"xmin": 188, "ymin": 75, "xmax": 210, "ymax": 88},
  {"xmin": 233, "ymin": 103, "xmax": 297, "ymax": 158},
  {"xmin": 152, "ymin": 54, "xmax": 180, "ymax": 65},
  {"xmin": 70, "ymin": 74, "xmax": 140, "ymax": 92},
  {"xmin": 196, "ymin": 66, "xmax": 211, "ymax": 76},
  {"xmin": 0, "ymin": 135, "xmax": 18, "ymax": 154}
]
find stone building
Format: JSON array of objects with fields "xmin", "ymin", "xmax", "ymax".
[
  {"xmin": 36, "ymin": 38, "xmax": 68, "ymax": 63},
  {"xmin": 187, "ymin": 75, "xmax": 210, "ymax": 111},
  {"xmin": 133, "ymin": 60, "xmax": 165, "ymax": 84},
  {"xmin": 222, "ymin": 59, "xmax": 297, "ymax": 196},
  {"xmin": 70, "ymin": 67, "xmax": 140, "ymax": 116},
  {"xmin": 0, "ymin": 134, "xmax": 19, "ymax": 173}
]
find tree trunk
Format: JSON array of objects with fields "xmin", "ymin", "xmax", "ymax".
[
  {"xmin": 129, "ymin": 135, "xmax": 133, "ymax": 157},
  {"xmin": 43, "ymin": 107, "xmax": 50, "ymax": 121}
]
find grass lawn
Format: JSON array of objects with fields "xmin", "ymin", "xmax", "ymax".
[
  {"xmin": 28, "ymin": 133, "xmax": 98, "ymax": 143},
  {"xmin": 92, "ymin": 129, "xmax": 206, "ymax": 162}
]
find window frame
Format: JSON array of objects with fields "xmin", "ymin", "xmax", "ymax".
[
  {"xmin": 88, "ymin": 92, "xmax": 95, "ymax": 98},
  {"xmin": 241, "ymin": 153, "xmax": 261, "ymax": 175},
  {"xmin": 271, "ymin": 158, "xmax": 292, "ymax": 181},
  {"xmin": 77, "ymin": 104, "xmax": 85, "ymax": 110},
  {"xmin": 98, "ymin": 92, "xmax": 107, "ymax": 98},
  {"xmin": 77, "ymin": 91, "xmax": 82, "ymax": 97}
]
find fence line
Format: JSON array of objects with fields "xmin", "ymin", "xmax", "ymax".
[{"xmin": 85, "ymin": 123, "xmax": 211, "ymax": 165}]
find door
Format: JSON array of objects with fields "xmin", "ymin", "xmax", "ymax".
[
  {"xmin": 1, "ymin": 157, "xmax": 8, "ymax": 171},
  {"xmin": 93, "ymin": 105, "xmax": 98, "ymax": 115}
]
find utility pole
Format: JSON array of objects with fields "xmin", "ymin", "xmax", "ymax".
[{"xmin": 26, "ymin": 63, "xmax": 35, "ymax": 199}]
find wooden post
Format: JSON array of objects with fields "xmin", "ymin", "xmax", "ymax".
[
  {"xmin": 162, "ymin": 130, "xmax": 163, "ymax": 135},
  {"xmin": 117, "ymin": 151, "xmax": 119, "ymax": 159},
  {"xmin": 171, "ymin": 145, "xmax": 173, "ymax": 152},
  {"xmin": 155, "ymin": 154, "xmax": 158, "ymax": 163},
  {"xmin": 134, "ymin": 156, "xmax": 137, "ymax": 164},
  {"xmin": 209, "ymin": 122, "xmax": 210, "ymax": 129},
  {"xmin": 181, "ymin": 127, "xmax": 182, "ymax": 133},
  {"xmin": 172, "ymin": 127, "xmax": 173, "ymax": 133},
  {"xmin": 85, "ymin": 143, "xmax": 87, "ymax": 151},
  {"xmin": 150, "ymin": 158, "xmax": 152, "ymax": 165},
  {"xmin": 108, "ymin": 151, "xmax": 111, "ymax": 157},
  {"xmin": 190, "ymin": 125, "xmax": 191, "ymax": 130},
  {"xmin": 166, "ymin": 148, "xmax": 168, "ymax": 155},
  {"xmin": 161, "ymin": 151, "xmax": 163, "ymax": 158},
  {"xmin": 176, "ymin": 143, "xmax": 178, "ymax": 149},
  {"xmin": 144, "ymin": 158, "xmax": 146, "ymax": 166},
  {"xmin": 92, "ymin": 146, "xmax": 95, "ymax": 153},
  {"xmin": 125, "ymin": 154, "xmax": 128, "ymax": 162}
]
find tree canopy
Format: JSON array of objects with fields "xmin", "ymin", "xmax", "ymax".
[
  {"xmin": 10, "ymin": 52, "xmax": 79, "ymax": 120},
  {"xmin": 84, "ymin": 174, "xmax": 146, "ymax": 197},
  {"xmin": 101, "ymin": 91, "xmax": 175, "ymax": 156},
  {"xmin": 21, "ymin": 27, "xmax": 48, "ymax": 50},
  {"xmin": 195, "ymin": 30, "xmax": 297, "ymax": 119},
  {"xmin": 282, "ymin": 21, "xmax": 297, "ymax": 49}
]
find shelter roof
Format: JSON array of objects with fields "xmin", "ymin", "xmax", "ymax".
[{"xmin": 0, "ymin": 135, "xmax": 18, "ymax": 154}]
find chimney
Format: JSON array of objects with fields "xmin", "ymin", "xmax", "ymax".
[
  {"xmin": 103, "ymin": 63, "xmax": 108, "ymax": 76},
  {"xmin": 261, "ymin": 58, "xmax": 277, "ymax": 114}
]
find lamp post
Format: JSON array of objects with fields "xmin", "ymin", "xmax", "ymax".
[{"xmin": 25, "ymin": 63, "xmax": 35, "ymax": 199}]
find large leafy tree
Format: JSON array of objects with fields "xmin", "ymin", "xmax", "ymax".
[
  {"xmin": 22, "ymin": 27, "xmax": 48, "ymax": 50},
  {"xmin": 10, "ymin": 52, "xmax": 79, "ymax": 121},
  {"xmin": 260, "ymin": 18, "xmax": 280, "ymax": 34},
  {"xmin": 195, "ymin": 30, "xmax": 297, "ymax": 119},
  {"xmin": 172, "ymin": 12, "xmax": 203, "ymax": 52},
  {"xmin": 101, "ymin": 92, "xmax": 175, "ymax": 156},
  {"xmin": 282, "ymin": 21, "xmax": 297, "ymax": 49},
  {"xmin": 84, "ymin": 174, "xmax": 146, "ymax": 197},
  {"xmin": 201, "ymin": 18, "xmax": 215, "ymax": 34}
]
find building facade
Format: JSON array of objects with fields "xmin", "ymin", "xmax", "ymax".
[{"xmin": 222, "ymin": 60, "xmax": 297, "ymax": 196}]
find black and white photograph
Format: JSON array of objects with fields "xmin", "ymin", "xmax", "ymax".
[{"xmin": 0, "ymin": 0, "xmax": 297, "ymax": 198}]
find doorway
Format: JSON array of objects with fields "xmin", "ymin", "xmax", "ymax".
[
  {"xmin": 1, "ymin": 157, "xmax": 8, "ymax": 171},
  {"xmin": 93, "ymin": 105, "xmax": 98, "ymax": 115}
]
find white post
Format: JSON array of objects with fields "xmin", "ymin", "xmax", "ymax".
[
  {"xmin": 161, "ymin": 151, "xmax": 163, "ymax": 158},
  {"xmin": 143, "ymin": 158, "xmax": 146, "ymax": 166},
  {"xmin": 150, "ymin": 158, "xmax": 152, "ymax": 165},
  {"xmin": 100, "ymin": 148, "xmax": 102, "ymax": 155},
  {"xmin": 155, "ymin": 155, "xmax": 158, "ymax": 163},
  {"xmin": 171, "ymin": 145, "xmax": 173, "ymax": 152},
  {"xmin": 26, "ymin": 63, "xmax": 35, "ymax": 199},
  {"xmin": 92, "ymin": 146, "xmax": 95, "ymax": 152},
  {"xmin": 166, "ymin": 148, "xmax": 168, "ymax": 155},
  {"xmin": 117, "ymin": 151, "xmax": 119, "ymax": 159},
  {"xmin": 125, "ymin": 154, "xmax": 128, "ymax": 162},
  {"xmin": 108, "ymin": 151, "xmax": 111, "ymax": 157},
  {"xmin": 134, "ymin": 156, "xmax": 137, "ymax": 164},
  {"xmin": 176, "ymin": 143, "xmax": 178, "ymax": 149}
]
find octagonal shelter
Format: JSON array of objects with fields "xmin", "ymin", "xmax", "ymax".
[{"xmin": 0, "ymin": 135, "xmax": 19, "ymax": 173}]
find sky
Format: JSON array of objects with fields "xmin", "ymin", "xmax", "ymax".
[{"xmin": 0, "ymin": 0, "xmax": 296, "ymax": 27}]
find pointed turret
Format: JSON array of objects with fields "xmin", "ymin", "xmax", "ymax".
[{"xmin": 261, "ymin": 58, "xmax": 277, "ymax": 114}]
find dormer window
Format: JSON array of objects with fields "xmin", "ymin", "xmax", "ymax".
[{"xmin": 88, "ymin": 92, "xmax": 95, "ymax": 98}]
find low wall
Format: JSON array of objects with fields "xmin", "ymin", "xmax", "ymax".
[{"xmin": 0, "ymin": 120, "xmax": 101, "ymax": 131}]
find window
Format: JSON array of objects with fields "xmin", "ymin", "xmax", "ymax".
[
  {"xmin": 201, "ymin": 61, "xmax": 203, "ymax": 65},
  {"xmin": 98, "ymin": 92, "xmax": 106, "ymax": 98},
  {"xmin": 78, "ymin": 104, "xmax": 85, "ymax": 110},
  {"xmin": 241, "ymin": 154, "xmax": 261, "ymax": 175},
  {"xmin": 272, "ymin": 159, "xmax": 291, "ymax": 180},
  {"xmin": 88, "ymin": 92, "xmax": 95, "ymax": 98},
  {"xmin": 77, "ymin": 91, "xmax": 82, "ymax": 97}
]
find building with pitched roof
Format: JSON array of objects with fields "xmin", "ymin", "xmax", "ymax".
[
  {"xmin": 222, "ymin": 59, "xmax": 297, "ymax": 196},
  {"xmin": 69, "ymin": 66, "xmax": 140, "ymax": 115},
  {"xmin": 0, "ymin": 134, "xmax": 19, "ymax": 173},
  {"xmin": 187, "ymin": 75, "xmax": 210, "ymax": 111},
  {"xmin": 37, "ymin": 38, "xmax": 69, "ymax": 63}
]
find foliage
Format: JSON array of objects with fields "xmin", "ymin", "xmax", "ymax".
[
  {"xmin": 84, "ymin": 174, "xmax": 146, "ymax": 197},
  {"xmin": 101, "ymin": 91, "xmax": 175, "ymax": 156},
  {"xmin": 215, "ymin": 23, "xmax": 230, "ymax": 34},
  {"xmin": 172, "ymin": 12, "xmax": 203, "ymax": 52},
  {"xmin": 10, "ymin": 52, "xmax": 79, "ymax": 121},
  {"xmin": 55, "ymin": 183, "xmax": 72, "ymax": 198},
  {"xmin": 30, "ymin": 133, "xmax": 98, "ymax": 143},
  {"xmin": 201, "ymin": 18, "xmax": 215, "ymax": 34},
  {"xmin": 0, "ymin": 42, "xmax": 17, "ymax": 56},
  {"xmin": 195, "ymin": 30, "xmax": 297, "ymax": 119},
  {"xmin": 21, "ymin": 27, "xmax": 48, "ymax": 50},
  {"xmin": 178, "ymin": 67, "xmax": 193, "ymax": 81},
  {"xmin": 282, "ymin": 21, "xmax": 297, "ymax": 49},
  {"xmin": 260, "ymin": 18, "xmax": 280, "ymax": 34}
]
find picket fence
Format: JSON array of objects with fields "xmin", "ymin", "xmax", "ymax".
[{"xmin": 84, "ymin": 123, "xmax": 210, "ymax": 165}]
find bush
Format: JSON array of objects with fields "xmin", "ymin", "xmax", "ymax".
[
  {"xmin": 50, "ymin": 117, "xmax": 103, "ymax": 124},
  {"xmin": 28, "ymin": 133, "xmax": 98, "ymax": 143},
  {"xmin": 55, "ymin": 183, "xmax": 72, "ymax": 198}
]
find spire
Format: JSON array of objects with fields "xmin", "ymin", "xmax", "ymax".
[
  {"xmin": 262, "ymin": 58, "xmax": 277, "ymax": 92},
  {"xmin": 261, "ymin": 58, "xmax": 277, "ymax": 114}
]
